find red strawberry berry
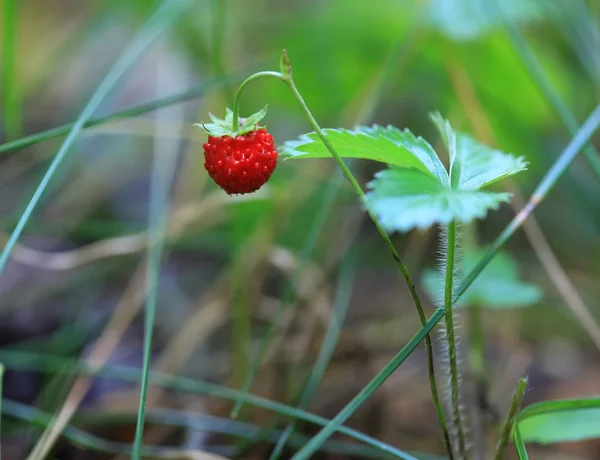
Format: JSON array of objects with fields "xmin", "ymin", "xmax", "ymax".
[
  {"xmin": 195, "ymin": 105, "xmax": 277, "ymax": 195},
  {"xmin": 203, "ymin": 129, "xmax": 277, "ymax": 195}
]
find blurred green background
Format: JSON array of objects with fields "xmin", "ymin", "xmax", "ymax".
[{"xmin": 0, "ymin": 0, "xmax": 599, "ymax": 458}]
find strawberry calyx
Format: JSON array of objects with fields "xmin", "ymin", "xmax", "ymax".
[{"xmin": 194, "ymin": 105, "xmax": 268, "ymax": 137}]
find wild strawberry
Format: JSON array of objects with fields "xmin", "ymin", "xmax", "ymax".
[{"xmin": 195, "ymin": 106, "xmax": 278, "ymax": 195}]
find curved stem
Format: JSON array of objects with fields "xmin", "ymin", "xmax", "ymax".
[
  {"xmin": 231, "ymin": 71, "xmax": 283, "ymax": 129},
  {"xmin": 227, "ymin": 56, "xmax": 451, "ymax": 457},
  {"xmin": 282, "ymin": 71, "xmax": 452, "ymax": 457},
  {"xmin": 444, "ymin": 221, "xmax": 466, "ymax": 458}
]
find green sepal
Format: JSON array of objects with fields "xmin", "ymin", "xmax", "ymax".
[{"xmin": 194, "ymin": 105, "xmax": 268, "ymax": 137}]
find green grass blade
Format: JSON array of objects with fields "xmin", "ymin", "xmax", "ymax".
[
  {"xmin": 514, "ymin": 423, "xmax": 529, "ymax": 460},
  {"xmin": 131, "ymin": 69, "xmax": 183, "ymax": 459},
  {"xmin": 80, "ymin": 409, "xmax": 397, "ymax": 458},
  {"xmin": 2, "ymin": 0, "xmax": 21, "ymax": 140},
  {"xmin": 230, "ymin": 166, "xmax": 346, "ymax": 418},
  {"xmin": 269, "ymin": 251, "xmax": 358, "ymax": 459},
  {"xmin": 494, "ymin": 377, "xmax": 528, "ymax": 460},
  {"xmin": 290, "ymin": 308, "xmax": 445, "ymax": 460},
  {"xmin": 2, "ymin": 399, "xmax": 400, "ymax": 458},
  {"xmin": 0, "ymin": 74, "xmax": 241, "ymax": 155},
  {"xmin": 0, "ymin": 349, "xmax": 411, "ymax": 458},
  {"xmin": 518, "ymin": 397, "xmax": 600, "ymax": 420},
  {"xmin": 455, "ymin": 104, "xmax": 600, "ymax": 303},
  {"xmin": 491, "ymin": 0, "xmax": 600, "ymax": 179},
  {"xmin": 0, "ymin": 0, "xmax": 192, "ymax": 284}
]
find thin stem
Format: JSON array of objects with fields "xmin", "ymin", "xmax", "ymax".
[
  {"xmin": 494, "ymin": 377, "xmax": 528, "ymax": 460},
  {"xmin": 131, "ymin": 57, "xmax": 184, "ymax": 459},
  {"xmin": 455, "ymin": 104, "xmax": 600, "ymax": 304},
  {"xmin": 272, "ymin": 32, "xmax": 450, "ymax": 458},
  {"xmin": 279, "ymin": 58, "xmax": 452, "ymax": 457},
  {"xmin": 227, "ymin": 52, "xmax": 451, "ymax": 456},
  {"xmin": 444, "ymin": 221, "xmax": 467, "ymax": 458},
  {"xmin": 231, "ymin": 71, "xmax": 283, "ymax": 130}
]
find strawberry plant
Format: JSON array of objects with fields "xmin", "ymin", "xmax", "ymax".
[
  {"xmin": 193, "ymin": 49, "xmax": 600, "ymax": 460},
  {"xmin": 1, "ymin": 1, "xmax": 600, "ymax": 459}
]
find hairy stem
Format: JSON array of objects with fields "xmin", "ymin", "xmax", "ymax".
[
  {"xmin": 444, "ymin": 221, "xmax": 467, "ymax": 458},
  {"xmin": 227, "ymin": 51, "xmax": 451, "ymax": 456},
  {"xmin": 279, "ymin": 53, "xmax": 452, "ymax": 457}
]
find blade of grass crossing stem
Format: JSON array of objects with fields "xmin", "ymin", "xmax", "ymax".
[
  {"xmin": 455, "ymin": 104, "xmax": 600, "ymax": 304},
  {"xmin": 2, "ymin": 0, "xmax": 21, "ymax": 140},
  {"xmin": 490, "ymin": 0, "xmax": 600, "ymax": 179},
  {"xmin": 514, "ymin": 422, "xmax": 529, "ymax": 460},
  {"xmin": 494, "ymin": 377, "xmax": 528, "ymax": 460},
  {"xmin": 0, "ymin": 0, "xmax": 192, "ymax": 285},
  {"xmin": 0, "ymin": 74, "xmax": 241, "ymax": 155},
  {"xmin": 269, "ymin": 251, "xmax": 358, "ymax": 459},
  {"xmin": 0, "ymin": 349, "xmax": 413, "ymax": 458},
  {"xmin": 290, "ymin": 308, "xmax": 445, "ymax": 460},
  {"xmin": 131, "ymin": 64, "xmax": 183, "ymax": 459},
  {"xmin": 231, "ymin": 166, "xmax": 347, "ymax": 418}
]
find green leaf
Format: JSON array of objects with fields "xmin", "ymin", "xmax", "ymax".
[
  {"xmin": 285, "ymin": 116, "xmax": 525, "ymax": 232},
  {"xmin": 240, "ymin": 104, "xmax": 268, "ymax": 131},
  {"xmin": 422, "ymin": 247, "xmax": 542, "ymax": 308},
  {"xmin": 430, "ymin": 112, "xmax": 460, "ymax": 188},
  {"xmin": 366, "ymin": 167, "xmax": 511, "ymax": 232},
  {"xmin": 430, "ymin": 114, "xmax": 528, "ymax": 190},
  {"xmin": 282, "ymin": 125, "xmax": 449, "ymax": 184},
  {"xmin": 453, "ymin": 133, "xmax": 528, "ymax": 190},
  {"xmin": 518, "ymin": 398, "xmax": 600, "ymax": 445}
]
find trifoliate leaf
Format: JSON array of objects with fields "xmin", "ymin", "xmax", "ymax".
[
  {"xmin": 422, "ymin": 247, "xmax": 542, "ymax": 308},
  {"xmin": 284, "ymin": 115, "xmax": 526, "ymax": 232},
  {"xmin": 281, "ymin": 125, "xmax": 449, "ymax": 184},
  {"xmin": 366, "ymin": 168, "xmax": 511, "ymax": 232}
]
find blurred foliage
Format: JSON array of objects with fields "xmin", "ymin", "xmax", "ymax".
[{"xmin": 0, "ymin": 0, "xmax": 599, "ymax": 458}]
